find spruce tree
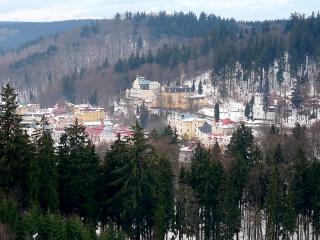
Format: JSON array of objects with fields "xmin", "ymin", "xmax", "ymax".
[
  {"xmin": 225, "ymin": 124, "xmax": 255, "ymax": 239},
  {"xmin": 276, "ymin": 56, "xmax": 285, "ymax": 86},
  {"xmin": 244, "ymin": 96, "xmax": 254, "ymax": 120},
  {"xmin": 139, "ymin": 102, "xmax": 149, "ymax": 128},
  {"xmin": 154, "ymin": 156, "xmax": 175, "ymax": 240},
  {"xmin": 214, "ymin": 102, "xmax": 220, "ymax": 122},
  {"xmin": 0, "ymin": 84, "xmax": 39, "ymax": 207},
  {"xmin": 227, "ymin": 123, "xmax": 254, "ymax": 164},
  {"xmin": 34, "ymin": 116, "xmax": 58, "ymax": 212},
  {"xmin": 292, "ymin": 84, "xmax": 302, "ymax": 109},
  {"xmin": 197, "ymin": 80, "xmax": 203, "ymax": 95},
  {"xmin": 307, "ymin": 160, "xmax": 320, "ymax": 237},
  {"xmin": 99, "ymin": 134, "xmax": 129, "ymax": 227},
  {"xmin": 265, "ymin": 166, "xmax": 282, "ymax": 239},
  {"xmin": 191, "ymin": 80, "xmax": 195, "ymax": 92},
  {"xmin": 101, "ymin": 123, "xmax": 174, "ymax": 239},
  {"xmin": 189, "ymin": 143, "xmax": 225, "ymax": 240},
  {"xmin": 58, "ymin": 119, "xmax": 99, "ymax": 223},
  {"xmin": 282, "ymin": 182, "xmax": 296, "ymax": 239}
]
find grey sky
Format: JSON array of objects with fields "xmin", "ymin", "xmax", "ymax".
[{"xmin": 0, "ymin": 0, "xmax": 319, "ymax": 22}]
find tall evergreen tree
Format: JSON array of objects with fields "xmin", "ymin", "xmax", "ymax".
[
  {"xmin": 188, "ymin": 143, "xmax": 225, "ymax": 240},
  {"xmin": 244, "ymin": 96, "xmax": 254, "ymax": 120},
  {"xmin": 101, "ymin": 123, "xmax": 174, "ymax": 239},
  {"xmin": 197, "ymin": 80, "xmax": 203, "ymax": 95},
  {"xmin": 265, "ymin": 165, "xmax": 283, "ymax": 239},
  {"xmin": 34, "ymin": 116, "xmax": 58, "ymax": 212},
  {"xmin": 58, "ymin": 119, "xmax": 99, "ymax": 223},
  {"xmin": 0, "ymin": 84, "xmax": 38, "ymax": 207},
  {"xmin": 191, "ymin": 80, "xmax": 195, "ymax": 92},
  {"xmin": 139, "ymin": 102, "xmax": 149, "ymax": 128},
  {"xmin": 214, "ymin": 102, "xmax": 220, "ymax": 122},
  {"xmin": 225, "ymin": 124, "xmax": 255, "ymax": 239}
]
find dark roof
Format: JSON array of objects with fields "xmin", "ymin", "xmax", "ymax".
[
  {"xmin": 198, "ymin": 122, "xmax": 212, "ymax": 134},
  {"xmin": 165, "ymin": 87, "xmax": 192, "ymax": 93}
]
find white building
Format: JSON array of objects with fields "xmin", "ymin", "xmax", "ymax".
[{"xmin": 126, "ymin": 76, "xmax": 160, "ymax": 107}]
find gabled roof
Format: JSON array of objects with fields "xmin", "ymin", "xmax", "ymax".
[{"xmin": 198, "ymin": 122, "xmax": 212, "ymax": 134}]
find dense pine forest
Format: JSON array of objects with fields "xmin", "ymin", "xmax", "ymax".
[{"xmin": 0, "ymin": 84, "xmax": 320, "ymax": 239}]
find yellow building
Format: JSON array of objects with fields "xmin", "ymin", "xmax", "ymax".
[
  {"xmin": 17, "ymin": 103, "xmax": 41, "ymax": 115},
  {"xmin": 161, "ymin": 86, "xmax": 194, "ymax": 110},
  {"xmin": 167, "ymin": 113, "xmax": 205, "ymax": 139},
  {"xmin": 74, "ymin": 104, "xmax": 106, "ymax": 122}
]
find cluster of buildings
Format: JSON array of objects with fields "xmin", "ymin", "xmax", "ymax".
[
  {"xmin": 17, "ymin": 101, "xmax": 133, "ymax": 145},
  {"xmin": 124, "ymin": 76, "xmax": 242, "ymax": 163},
  {"xmin": 125, "ymin": 75, "xmax": 209, "ymax": 110},
  {"xmin": 167, "ymin": 112, "xmax": 235, "ymax": 148},
  {"xmin": 16, "ymin": 74, "xmax": 320, "ymax": 165},
  {"xmin": 125, "ymin": 75, "xmax": 320, "ymax": 163}
]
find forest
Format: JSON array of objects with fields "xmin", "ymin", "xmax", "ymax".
[
  {"xmin": 0, "ymin": 12, "xmax": 319, "ymax": 106},
  {"xmin": 109, "ymin": 12, "xmax": 320, "ymax": 101},
  {"xmin": 0, "ymin": 81, "xmax": 320, "ymax": 240}
]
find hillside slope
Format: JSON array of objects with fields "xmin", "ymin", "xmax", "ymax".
[
  {"xmin": 0, "ymin": 12, "xmax": 319, "ymax": 109},
  {"xmin": 0, "ymin": 20, "xmax": 91, "ymax": 51},
  {"xmin": 0, "ymin": 16, "xmax": 200, "ymax": 106}
]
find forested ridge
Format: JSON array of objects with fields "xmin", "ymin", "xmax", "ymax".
[
  {"xmin": 113, "ymin": 12, "xmax": 320, "ymax": 96},
  {"xmin": 68, "ymin": 12, "xmax": 320, "ymax": 105},
  {"xmin": 0, "ymin": 12, "xmax": 320, "ymax": 106},
  {"xmin": 0, "ymin": 83, "xmax": 320, "ymax": 239}
]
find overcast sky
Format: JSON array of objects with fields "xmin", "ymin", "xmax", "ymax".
[{"xmin": 0, "ymin": 0, "xmax": 318, "ymax": 22}]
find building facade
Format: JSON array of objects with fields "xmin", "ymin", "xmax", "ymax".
[{"xmin": 126, "ymin": 76, "xmax": 161, "ymax": 108}]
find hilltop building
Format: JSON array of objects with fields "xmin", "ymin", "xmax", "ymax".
[{"xmin": 126, "ymin": 75, "xmax": 160, "ymax": 108}]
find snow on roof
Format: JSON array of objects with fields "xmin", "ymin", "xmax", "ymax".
[
  {"xmin": 136, "ymin": 76, "xmax": 152, "ymax": 85},
  {"xmin": 188, "ymin": 94, "xmax": 206, "ymax": 99},
  {"xmin": 83, "ymin": 121, "xmax": 103, "ymax": 127},
  {"xmin": 185, "ymin": 117, "xmax": 205, "ymax": 122},
  {"xmin": 198, "ymin": 108, "xmax": 215, "ymax": 117},
  {"xmin": 104, "ymin": 120, "xmax": 113, "ymax": 126}
]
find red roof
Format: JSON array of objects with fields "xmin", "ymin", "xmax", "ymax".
[
  {"xmin": 85, "ymin": 126, "xmax": 104, "ymax": 137},
  {"xmin": 221, "ymin": 118, "xmax": 234, "ymax": 125}
]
